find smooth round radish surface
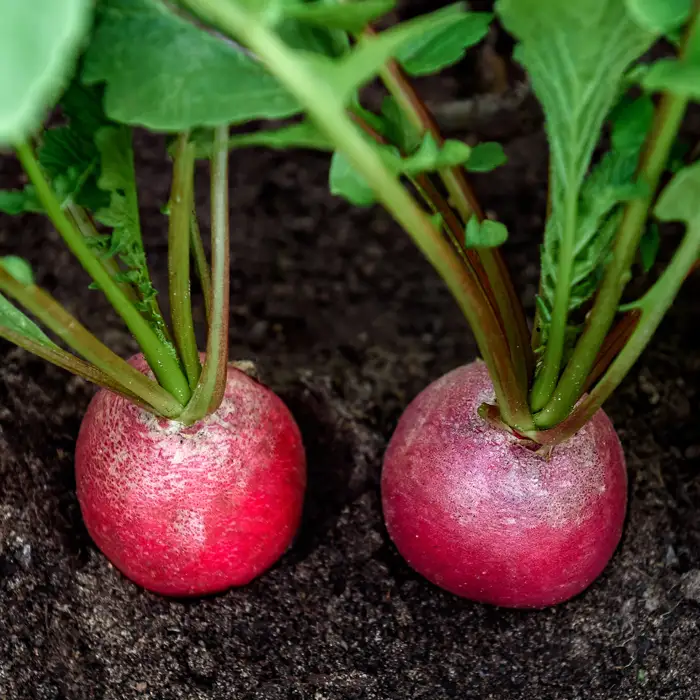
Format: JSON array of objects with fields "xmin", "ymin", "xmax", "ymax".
[
  {"xmin": 75, "ymin": 355, "xmax": 306, "ymax": 597},
  {"xmin": 381, "ymin": 361, "xmax": 627, "ymax": 608}
]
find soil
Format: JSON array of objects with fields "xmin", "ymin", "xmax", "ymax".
[{"xmin": 2, "ymin": 4, "xmax": 700, "ymax": 699}]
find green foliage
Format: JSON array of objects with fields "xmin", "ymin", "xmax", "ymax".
[
  {"xmin": 642, "ymin": 60, "xmax": 700, "ymax": 98},
  {"xmin": 655, "ymin": 161, "xmax": 700, "ymax": 224},
  {"xmin": 0, "ymin": 189, "xmax": 43, "ymax": 215},
  {"xmin": 0, "ymin": 257, "xmax": 55, "ymax": 347},
  {"xmin": 330, "ymin": 134, "xmax": 474, "ymax": 206},
  {"xmin": 281, "ymin": 0, "xmax": 396, "ymax": 31},
  {"xmin": 82, "ymin": 0, "xmax": 302, "ymax": 130},
  {"xmin": 395, "ymin": 4, "xmax": 493, "ymax": 76},
  {"xmin": 639, "ymin": 223, "xmax": 660, "ymax": 272},
  {"xmin": 0, "ymin": 0, "xmax": 91, "ymax": 144},
  {"xmin": 464, "ymin": 142, "xmax": 507, "ymax": 172},
  {"xmin": 497, "ymin": 0, "xmax": 655, "ymax": 355},
  {"xmin": 465, "ymin": 218, "xmax": 509, "ymax": 248},
  {"xmin": 625, "ymin": 0, "xmax": 691, "ymax": 33}
]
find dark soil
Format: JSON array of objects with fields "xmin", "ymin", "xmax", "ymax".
[{"xmin": 2, "ymin": 6, "xmax": 700, "ymax": 698}]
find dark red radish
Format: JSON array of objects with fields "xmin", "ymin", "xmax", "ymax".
[
  {"xmin": 75, "ymin": 354, "xmax": 305, "ymax": 597},
  {"xmin": 381, "ymin": 361, "xmax": 627, "ymax": 608}
]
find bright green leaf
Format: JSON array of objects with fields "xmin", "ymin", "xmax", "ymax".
[
  {"xmin": 640, "ymin": 222, "xmax": 660, "ymax": 272},
  {"xmin": 464, "ymin": 142, "xmax": 507, "ymax": 172},
  {"xmin": 283, "ymin": 0, "xmax": 395, "ymax": 31},
  {"xmin": 0, "ymin": 258, "xmax": 55, "ymax": 346},
  {"xmin": 329, "ymin": 151, "xmax": 377, "ymax": 206},
  {"xmin": 655, "ymin": 161, "xmax": 700, "ymax": 223},
  {"xmin": 317, "ymin": 5, "xmax": 484, "ymax": 105},
  {"xmin": 464, "ymin": 218, "xmax": 509, "ymax": 248},
  {"xmin": 625, "ymin": 0, "xmax": 691, "ymax": 33},
  {"xmin": 380, "ymin": 97, "xmax": 422, "ymax": 153},
  {"xmin": 82, "ymin": 0, "xmax": 303, "ymax": 130},
  {"xmin": 195, "ymin": 121, "xmax": 333, "ymax": 157},
  {"xmin": 609, "ymin": 94, "xmax": 655, "ymax": 152},
  {"xmin": 497, "ymin": 0, "xmax": 654, "ymax": 353},
  {"xmin": 0, "ymin": 188, "xmax": 43, "ymax": 215},
  {"xmin": 642, "ymin": 59, "xmax": 700, "ymax": 98},
  {"xmin": 0, "ymin": 0, "xmax": 91, "ymax": 144},
  {"xmin": 396, "ymin": 4, "xmax": 493, "ymax": 76}
]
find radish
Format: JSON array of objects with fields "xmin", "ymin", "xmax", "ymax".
[
  {"xmin": 381, "ymin": 361, "xmax": 626, "ymax": 608},
  {"xmin": 75, "ymin": 355, "xmax": 305, "ymax": 596}
]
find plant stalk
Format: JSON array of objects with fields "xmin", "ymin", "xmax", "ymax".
[
  {"xmin": 14, "ymin": 141, "xmax": 192, "ymax": 406},
  {"xmin": 177, "ymin": 124, "xmax": 231, "ymax": 424},
  {"xmin": 168, "ymin": 133, "xmax": 202, "ymax": 388},
  {"xmin": 190, "ymin": 208, "xmax": 212, "ymax": 326},
  {"xmin": 180, "ymin": 0, "xmax": 534, "ymax": 429},
  {"xmin": 530, "ymin": 214, "xmax": 700, "ymax": 444},
  {"xmin": 369, "ymin": 42, "xmax": 534, "ymax": 390},
  {"xmin": 0, "ymin": 270, "xmax": 184, "ymax": 418}
]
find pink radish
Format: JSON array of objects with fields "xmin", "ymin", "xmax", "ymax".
[
  {"xmin": 381, "ymin": 361, "xmax": 626, "ymax": 608},
  {"xmin": 75, "ymin": 354, "xmax": 306, "ymax": 597}
]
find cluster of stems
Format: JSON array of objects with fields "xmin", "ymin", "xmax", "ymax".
[
  {"xmin": 3, "ymin": 2, "xmax": 700, "ymax": 443},
  {"xmin": 0, "ymin": 126, "xmax": 231, "ymax": 424},
  {"xmin": 180, "ymin": 0, "xmax": 700, "ymax": 445}
]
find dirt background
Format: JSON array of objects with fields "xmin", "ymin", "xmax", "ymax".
[{"xmin": 2, "ymin": 2, "xmax": 700, "ymax": 698}]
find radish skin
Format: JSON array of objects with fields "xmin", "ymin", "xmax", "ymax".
[
  {"xmin": 381, "ymin": 361, "xmax": 627, "ymax": 608},
  {"xmin": 76, "ymin": 354, "xmax": 306, "ymax": 596}
]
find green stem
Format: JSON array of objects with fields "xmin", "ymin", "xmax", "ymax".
[
  {"xmin": 177, "ymin": 125, "xmax": 230, "ymax": 425},
  {"xmin": 529, "ymin": 188, "xmax": 578, "ymax": 411},
  {"xmin": 0, "ymin": 325, "xmax": 156, "ymax": 413},
  {"xmin": 0, "ymin": 270, "xmax": 183, "ymax": 418},
  {"xmin": 66, "ymin": 203, "xmax": 142, "ymax": 306},
  {"xmin": 534, "ymin": 91, "xmax": 689, "ymax": 429},
  {"xmin": 530, "ymin": 215, "xmax": 700, "ymax": 444},
  {"xmin": 180, "ymin": 0, "xmax": 534, "ymax": 429},
  {"xmin": 190, "ymin": 207, "xmax": 212, "ymax": 327},
  {"xmin": 14, "ymin": 140, "xmax": 191, "ymax": 406},
  {"xmin": 372, "ymin": 49, "xmax": 534, "ymax": 394},
  {"xmin": 168, "ymin": 133, "xmax": 201, "ymax": 388}
]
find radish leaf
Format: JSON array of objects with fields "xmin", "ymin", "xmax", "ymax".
[
  {"xmin": 465, "ymin": 219, "xmax": 509, "ymax": 248},
  {"xmin": 625, "ymin": 0, "xmax": 691, "ymax": 33},
  {"xmin": 498, "ymin": 0, "xmax": 655, "ymax": 374},
  {"xmin": 282, "ymin": 0, "xmax": 396, "ymax": 31},
  {"xmin": 0, "ymin": 0, "xmax": 91, "ymax": 144},
  {"xmin": 464, "ymin": 142, "xmax": 507, "ymax": 172},
  {"xmin": 395, "ymin": 4, "xmax": 493, "ymax": 76},
  {"xmin": 0, "ymin": 258, "xmax": 56, "ymax": 347},
  {"xmin": 82, "ymin": 0, "xmax": 302, "ymax": 131}
]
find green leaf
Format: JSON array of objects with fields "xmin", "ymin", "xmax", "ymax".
[
  {"xmin": 82, "ymin": 0, "xmax": 303, "ymax": 130},
  {"xmin": 313, "ymin": 4, "xmax": 485, "ymax": 105},
  {"xmin": 379, "ymin": 97, "xmax": 422, "ymax": 153},
  {"xmin": 464, "ymin": 218, "xmax": 509, "ymax": 248},
  {"xmin": 283, "ymin": 0, "xmax": 395, "ymax": 31},
  {"xmin": 497, "ymin": 0, "xmax": 654, "ymax": 358},
  {"xmin": 329, "ymin": 133, "xmax": 473, "ymax": 206},
  {"xmin": 464, "ymin": 142, "xmax": 507, "ymax": 172},
  {"xmin": 655, "ymin": 161, "xmax": 700, "ymax": 223},
  {"xmin": 639, "ymin": 222, "xmax": 660, "ymax": 272},
  {"xmin": 609, "ymin": 94, "xmax": 655, "ymax": 152},
  {"xmin": 0, "ymin": 188, "xmax": 43, "ymax": 215},
  {"xmin": 625, "ymin": 0, "xmax": 691, "ymax": 33},
  {"xmin": 93, "ymin": 126, "xmax": 157, "ymax": 310},
  {"xmin": 0, "ymin": 0, "xmax": 91, "ymax": 144},
  {"xmin": 395, "ymin": 4, "xmax": 493, "ymax": 76},
  {"xmin": 194, "ymin": 120, "xmax": 333, "ymax": 157},
  {"xmin": 0, "ymin": 258, "xmax": 55, "ymax": 346},
  {"xmin": 329, "ymin": 151, "xmax": 377, "ymax": 206},
  {"xmin": 38, "ymin": 84, "xmax": 112, "ymax": 212},
  {"xmin": 642, "ymin": 59, "xmax": 700, "ymax": 98}
]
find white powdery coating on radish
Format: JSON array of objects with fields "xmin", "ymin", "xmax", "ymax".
[
  {"xmin": 75, "ymin": 355, "xmax": 306, "ymax": 595},
  {"xmin": 395, "ymin": 361, "xmax": 607, "ymax": 530}
]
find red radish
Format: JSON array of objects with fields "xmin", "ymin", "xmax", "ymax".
[
  {"xmin": 381, "ymin": 361, "xmax": 627, "ymax": 608},
  {"xmin": 75, "ymin": 354, "xmax": 305, "ymax": 597}
]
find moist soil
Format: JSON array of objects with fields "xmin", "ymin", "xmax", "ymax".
[{"xmin": 2, "ymin": 6, "xmax": 700, "ymax": 699}]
